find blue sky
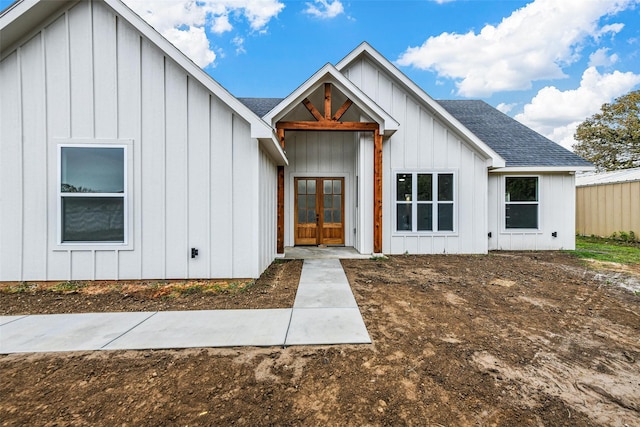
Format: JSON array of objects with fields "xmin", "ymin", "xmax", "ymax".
[{"xmin": 2, "ymin": 0, "xmax": 639, "ymax": 149}]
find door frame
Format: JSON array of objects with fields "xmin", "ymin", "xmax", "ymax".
[{"xmin": 288, "ymin": 172, "xmax": 351, "ymax": 247}]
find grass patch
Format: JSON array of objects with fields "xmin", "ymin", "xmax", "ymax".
[
  {"xmin": 50, "ymin": 281, "xmax": 87, "ymax": 293},
  {"xmin": 571, "ymin": 235, "xmax": 640, "ymax": 265},
  {"xmin": 3, "ymin": 282, "xmax": 38, "ymax": 294}
]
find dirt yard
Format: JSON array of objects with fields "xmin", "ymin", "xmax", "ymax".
[{"xmin": 1, "ymin": 253, "xmax": 639, "ymax": 426}]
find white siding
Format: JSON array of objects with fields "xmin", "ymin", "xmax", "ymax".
[
  {"xmin": 488, "ymin": 173, "xmax": 576, "ymax": 250},
  {"xmin": 258, "ymin": 148, "xmax": 278, "ymax": 273},
  {"xmin": 344, "ymin": 58, "xmax": 489, "ymax": 254},
  {"xmin": 0, "ymin": 0, "xmax": 268, "ymax": 280}
]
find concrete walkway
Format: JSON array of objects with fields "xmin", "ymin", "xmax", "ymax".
[{"xmin": 0, "ymin": 259, "xmax": 370, "ymax": 354}]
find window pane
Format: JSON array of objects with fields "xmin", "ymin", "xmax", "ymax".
[
  {"xmin": 324, "ymin": 209, "xmax": 332, "ymax": 223},
  {"xmin": 333, "ymin": 180, "xmax": 341, "ymax": 194},
  {"xmin": 396, "ymin": 203, "xmax": 412, "ymax": 231},
  {"xmin": 397, "ymin": 174, "xmax": 412, "ymax": 202},
  {"xmin": 307, "ymin": 180, "xmax": 316, "ymax": 194},
  {"xmin": 417, "ymin": 174, "xmax": 432, "ymax": 201},
  {"xmin": 307, "ymin": 210, "xmax": 317, "ymax": 223},
  {"xmin": 298, "ymin": 209, "xmax": 308, "ymax": 223},
  {"xmin": 297, "ymin": 180, "xmax": 306, "ymax": 194},
  {"xmin": 298, "ymin": 195, "xmax": 306, "ymax": 209},
  {"xmin": 438, "ymin": 203, "xmax": 454, "ymax": 231},
  {"xmin": 506, "ymin": 177, "xmax": 537, "ymax": 202},
  {"xmin": 324, "ymin": 194, "xmax": 332, "ymax": 208},
  {"xmin": 417, "ymin": 203, "xmax": 433, "ymax": 231},
  {"xmin": 333, "ymin": 209, "xmax": 341, "ymax": 223},
  {"xmin": 61, "ymin": 147, "xmax": 124, "ymax": 193},
  {"xmin": 62, "ymin": 197, "xmax": 124, "ymax": 242},
  {"xmin": 307, "ymin": 195, "xmax": 316, "ymax": 209},
  {"xmin": 333, "ymin": 195, "xmax": 341, "ymax": 210},
  {"xmin": 506, "ymin": 204, "xmax": 538, "ymax": 229},
  {"xmin": 438, "ymin": 174, "xmax": 454, "ymax": 201},
  {"xmin": 324, "ymin": 180, "xmax": 332, "ymax": 194}
]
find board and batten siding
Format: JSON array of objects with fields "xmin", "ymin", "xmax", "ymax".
[
  {"xmin": 0, "ymin": 0, "xmax": 268, "ymax": 281},
  {"xmin": 576, "ymin": 181, "xmax": 640, "ymax": 238},
  {"xmin": 488, "ymin": 173, "xmax": 576, "ymax": 250},
  {"xmin": 343, "ymin": 57, "xmax": 489, "ymax": 254},
  {"xmin": 283, "ymin": 131, "xmax": 357, "ymax": 248}
]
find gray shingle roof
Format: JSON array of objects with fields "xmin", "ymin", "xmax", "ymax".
[
  {"xmin": 239, "ymin": 97, "xmax": 592, "ymax": 168},
  {"xmin": 436, "ymin": 100, "xmax": 592, "ymax": 168},
  {"xmin": 238, "ymin": 98, "xmax": 283, "ymax": 118}
]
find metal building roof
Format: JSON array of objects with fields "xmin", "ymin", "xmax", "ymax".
[{"xmin": 576, "ymin": 167, "xmax": 640, "ymax": 186}]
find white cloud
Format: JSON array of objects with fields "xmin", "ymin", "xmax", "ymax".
[
  {"xmin": 233, "ymin": 36, "xmax": 246, "ymax": 55},
  {"xmin": 163, "ymin": 26, "xmax": 216, "ymax": 67},
  {"xmin": 304, "ymin": 0, "xmax": 344, "ymax": 19},
  {"xmin": 211, "ymin": 15, "xmax": 232, "ymax": 34},
  {"xmin": 396, "ymin": 0, "xmax": 638, "ymax": 97},
  {"xmin": 124, "ymin": 0, "xmax": 284, "ymax": 67},
  {"xmin": 515, "ymin": 67, "xmax": 640, "ymax": 150},
  {"xmin": 588, "ymin": 48, "xmax": 619, "ymax": 67}
]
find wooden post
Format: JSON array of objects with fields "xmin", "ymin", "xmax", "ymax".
[
  {"xmin": 373, "ymin": 131, "xmax": 383, "ymax": 254},
  {"xmin": 277, "ymin": 128, "xmax": 285, "ymax": 149},
  {"xmin": 324, "ymin": 83, "xmax": 332, "ymax": 120},
  {"xmin": 277, "ymin": 165, "xmax": 285, "ymax": 254}
]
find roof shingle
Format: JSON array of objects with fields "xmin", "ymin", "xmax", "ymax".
[{"xmin": 436, "ymin": 100, "xmax": 592, "ymax": 168}]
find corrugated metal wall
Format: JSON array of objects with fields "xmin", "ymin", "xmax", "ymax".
[
  {"xmin": 0, "ymin": 0, "xmax": 269, "ymax": 281},
  {"xmin": 576, "ymin": 181, "xmax": 640, "ymax": 238}
]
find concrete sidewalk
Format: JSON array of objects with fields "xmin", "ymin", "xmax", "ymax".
[{"xmin": 0, "ymin": 259, "xmax": 370, "ymax": 353}]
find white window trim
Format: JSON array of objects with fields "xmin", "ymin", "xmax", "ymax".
[
  {"xmin": 54, "ymin": 140, "xmax": 134, "ymax": 251},
  {"xmin": 393, "ymin": 170, "xmax": 458, "ymax": 236},
  {"xmin": 502, "ymin": 175, "xmax": 541, "ymax": 233}
]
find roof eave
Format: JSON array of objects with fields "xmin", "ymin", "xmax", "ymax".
[
  {"xmin": 490, "ymin": 166, "xmax": 596, "ymax": 173},
  {"xmin": 258, "ymin": 134, "xmax": 289, "ymax": 166}
]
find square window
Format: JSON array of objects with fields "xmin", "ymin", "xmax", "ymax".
[
  {"xmin": 505, "ymin": 177, "xmax": 538, "ymax": 229},
  {"xmin": 396, "ymin": 172, "xmax": 455, "ymax": 233},
  {"xmin": 60, "ymin": 146, "xmax": 126, "ymax": 243}
]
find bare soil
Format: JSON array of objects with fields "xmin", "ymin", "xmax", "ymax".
[{"xmin": 1, "ymin": 253, "xmax": 639, "ymax": 426}]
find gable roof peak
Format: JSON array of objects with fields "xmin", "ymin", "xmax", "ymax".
[{"xmin": 263, "ymin": 62, "xmax": 399, "ymax": 136}]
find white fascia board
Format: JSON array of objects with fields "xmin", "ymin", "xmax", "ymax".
[
  {"xmin": 103, "ymin": 0, "xmax": 276, "ymax": 142},
  {"xmin": 1, "ymin": 0, "xmax": 73, "ymax": 56},
  {"xmin": 336, "ymin": 42, "xmax": 506, "ymax": 168},
  {"xmin": 0, "ymin": 0, "xmax": 36, "ymax": 24},
  {"xmin": 258, "ymin": 135, "xmax": 288, "ymax": 166},
  {"xmin": 490, "ymin": 166, "xmax": 596, "ymax": 173},
  {"xmin": 264, "ymin": 63, "xmax": 399, "ymax": 136}
]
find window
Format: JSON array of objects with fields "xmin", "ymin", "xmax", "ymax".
[
  {"xmin": 395, "ymin": 172, "xmax": 454, "ymax": 232},
  {"xmin": 505, "ymin": 177, "xmax": 538, "ymax": 229},
  {"xmin": 59, "ymin": 146, "xmax": 127, "ymax": 243}
]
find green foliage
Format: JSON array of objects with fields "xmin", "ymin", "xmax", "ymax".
[
  {"xmin": 573, "ymin": 90, "xmax": 640, "ymax": 171},
  {"xmin": 610, "ymin": 230, "xmax": 637, "ymax": 242},
  {"xmin": 572, "ymin": 235, "xmax": 640, "ymax": 265},
  {"xmin": 50, "ymin": 281, "xmax": 86, "ymax": 293},
  {"xmin": 3, "ymin": 282, "xmax": 38, "ymax": 294}
]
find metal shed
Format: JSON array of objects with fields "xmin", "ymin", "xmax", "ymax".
[{"xmin": 576, "ymin": 168, "xmax": 640, "ymax": 238}]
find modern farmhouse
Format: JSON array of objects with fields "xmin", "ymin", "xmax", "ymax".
[{"xmin": 0, "ymin": 0, "xmax": 593, "ymax": 281}]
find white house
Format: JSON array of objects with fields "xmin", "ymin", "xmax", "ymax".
[{"xmin": 0, "ymin": 0, "xmax": 593, "ymax": 282}]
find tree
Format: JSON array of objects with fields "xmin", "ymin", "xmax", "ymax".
[{"xmin": 573, "ymin": 89, "xmax": 640, "ymax": 171}]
